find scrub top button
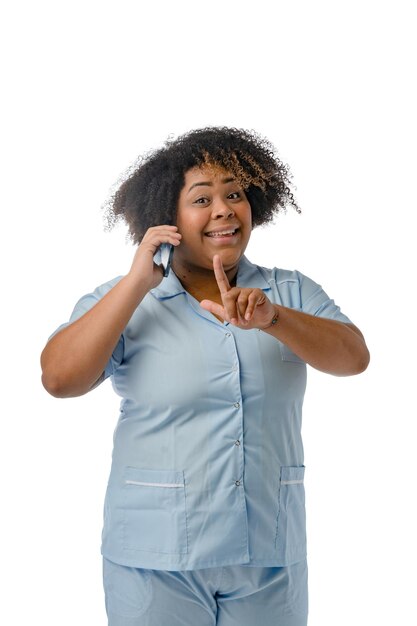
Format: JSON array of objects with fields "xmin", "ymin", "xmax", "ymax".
[
  {"xmin": 234, "ymin": 402, "xmax": 240, "ymax": 409},
  {"xmin": 235, "ymin": 480, "xmax": 241, "ymax": 486}
]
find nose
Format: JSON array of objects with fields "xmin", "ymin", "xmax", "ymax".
[{"xmin": 211, "ymin": 199, "xmax": 235, "ymax": 219}]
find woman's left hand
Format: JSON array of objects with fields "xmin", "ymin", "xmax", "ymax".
[{"xmin": 200, "ymin": 255, "xmax": 276, "ymax": 330}]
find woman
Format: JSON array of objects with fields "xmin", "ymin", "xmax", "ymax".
[{"xmin": 41, "ymin": 127, "xmax": 369, "ymax": 626}]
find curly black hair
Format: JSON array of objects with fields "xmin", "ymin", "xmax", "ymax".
[{"xmin": 103, "ymin": 126, "xmax": 300, "ymax": 244}]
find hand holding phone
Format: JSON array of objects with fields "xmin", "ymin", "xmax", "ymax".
[{"xmin": 128, "ymin": 226, "xmax": 179, "ymax": 292}]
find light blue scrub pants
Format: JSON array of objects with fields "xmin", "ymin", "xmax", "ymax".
[{"xmin": 103, "ymin": 557, "xmax": 308, "ymax": 625}]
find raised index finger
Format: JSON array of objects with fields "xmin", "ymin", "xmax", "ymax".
[{"xmin": 212, "ymin": 254, "xmax": 231, "ymax": 295}]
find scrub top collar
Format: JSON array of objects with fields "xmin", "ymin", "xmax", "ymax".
[{"xmin": 151, "ymin": 254, "xmax": 272, "ymax": 301}]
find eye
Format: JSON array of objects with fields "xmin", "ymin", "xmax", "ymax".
[
  {"xmin": 194, "ymin": 197, "xmax": 208, "ymax": 204},
  {"xmin": 228, "ymin": 191, "xmax": 241, "ymax": 200}
]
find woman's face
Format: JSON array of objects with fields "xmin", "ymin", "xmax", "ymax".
[{"xmin": 172, "ymin": 166, "xmax": 252, "ymax": 276}]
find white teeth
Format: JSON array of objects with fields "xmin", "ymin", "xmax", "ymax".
[{"xmin": 206, "ymin": 229, "xmax": 237, "ymax": 237}]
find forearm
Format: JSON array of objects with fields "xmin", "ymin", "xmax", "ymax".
[
  {"xmin": 263, "ymin": 305, "xmax": 370, "ymax": 376},
  {"xmin": 41, "ymin": 274, "xmax": 148, "ymax": 397}
]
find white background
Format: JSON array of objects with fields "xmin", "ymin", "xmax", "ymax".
[{"xmin": 1, "ymin": 1, "xmax": 416, "ymax": 624}]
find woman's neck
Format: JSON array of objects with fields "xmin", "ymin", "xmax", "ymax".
[{"xmin": 172, "ymin": 260, "xmax": 238, "ymax": 303}]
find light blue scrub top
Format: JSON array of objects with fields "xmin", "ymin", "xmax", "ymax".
[{"xmin": 52, "ymin": 255, "xmax": 352, "ymax": 570}]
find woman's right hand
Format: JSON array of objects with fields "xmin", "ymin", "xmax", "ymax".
[
  {"xmin": 127, "ymin": 225, "xmax": 182, "ymax": 291},
  {"xmin": 41, "ymin": 224, "xmax": 182, "ymax": 398}
]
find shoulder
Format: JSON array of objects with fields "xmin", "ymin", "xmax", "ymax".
[
  {"xmin": 88, "ymin": 275, "xmax": 125, "ymax": 298},
  {"xmin": 261, "ymin": 265, "xmax": 303, "ymax": 285},
  {"xmin": 239, "ymin": 256, "xmax": 307, "ymax": 288},
  {"xmin": 72, "ymin": 275, "xmax": 125, "ymax": 307},
  {"xmin": 70, "ymin": 275, "xmax": 125, "ymax": 317},
  {"xmin": 239, "ymin": 257, "xmax": 344, "ymax": 316}
]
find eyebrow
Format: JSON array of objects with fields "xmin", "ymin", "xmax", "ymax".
[{"xmin": 187, "ymin": 177, "xmax": 235, "ymax": 194}]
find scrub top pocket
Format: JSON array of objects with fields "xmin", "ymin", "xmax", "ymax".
[
  {"xmin": 279, "ymin": 343, "xmax": 305, "ymax": 364},
  {"xmin": 275, "ymin": 466, "xmax": 307, "ymax": 564},
  {"xmin": 122, "ymin": 467, "xmax": 188, "ymax": 555}
]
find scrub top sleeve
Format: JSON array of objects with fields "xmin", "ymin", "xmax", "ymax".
[
  {"xmin": 296, "ymin": 270, "xmax": 353, "ymax": 324},
  {"xmin": 48, "ymin": 276, "xmax": 125, "ymax": 380}
]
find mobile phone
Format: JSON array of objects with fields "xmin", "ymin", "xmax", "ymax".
[{"xmin": 160, "ymin": 243, "xmax": 174, "ymax": 277}]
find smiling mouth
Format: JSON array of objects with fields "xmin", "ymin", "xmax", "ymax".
[{"xmin": 205, "ymin": 228, "xmax": 239, "ymax": 238}]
